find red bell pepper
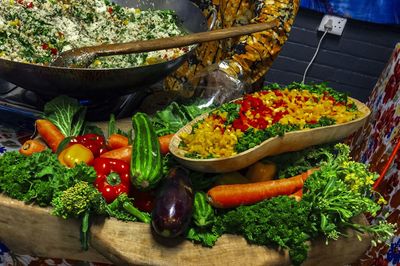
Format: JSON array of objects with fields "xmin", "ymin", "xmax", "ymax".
[
  {"xmin": 71, "ymin": 133, "xmax": 108, "ymax": 157},
  {"xmin": 93, "ymin": 157, "xmax": 131, "ymax": 203}
]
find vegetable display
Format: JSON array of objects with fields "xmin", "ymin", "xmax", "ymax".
[
  {"xmin": 0, "ymin": 89, "xmax": 395, "ymax": 265},
  {"xmin": 187, "ymin": 144, "xmax": 395, "ymax": 265},
  {"xmin": 179, "ymin": 83, "xmax": 362, "ymax": 159}
]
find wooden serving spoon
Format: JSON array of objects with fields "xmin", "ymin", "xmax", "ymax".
[{"xmin": 51, "ymin": 21, "xmax": 278, "ymax": 68}]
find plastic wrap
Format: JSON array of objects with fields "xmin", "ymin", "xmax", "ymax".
[{"xmin": 182, "ymin": 61, "xmax": 251, "ymax": 106}]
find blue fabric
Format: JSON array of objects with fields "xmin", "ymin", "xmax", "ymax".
[
  {"xmin": 0, "ymin": 242, "xmax": 9, "ymax": 254},
  {"xmin": 300, "ymin": 0, "xmax": 400, "ymax": 25},
  {"xmin": 0, "ymin": 242, "xmax": 10, "ymax": 263}
]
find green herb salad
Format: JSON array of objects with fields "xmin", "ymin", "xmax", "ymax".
[{"xmin": 0, "ymin": 0, "xmax": 188, "ymax": 68}]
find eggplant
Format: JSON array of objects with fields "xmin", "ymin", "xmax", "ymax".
[{"xmin": 151, "ymin": 166, "xmax": 194, "ymax": 238}]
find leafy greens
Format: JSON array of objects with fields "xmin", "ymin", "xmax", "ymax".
[
  {"xmin": 42, "ymin": 95, "xmax": 87, "ymax": 137},
  {"xmin": 151, "ymin": 100, "xmax": 214, "ymax": 136},
  {"xmin": 0, "ymin": 150, "xmax": 97, "ymax": 207},
  {"xmin": 185, "ymin": 144, "xmax": 395, "ymax": 265}
]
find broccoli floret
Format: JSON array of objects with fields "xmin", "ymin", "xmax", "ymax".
[
  {"xmin": 51, "ymin": 181, "xmax": 104, "ymax": 219},
  {"xmin": 51, "ymin": 181, "xmax": 106, "ymax": 250}
]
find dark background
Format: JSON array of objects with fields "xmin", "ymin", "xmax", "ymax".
[{"xmin": 263, "ymin": 8, "xmax": 400, "ymax": 102}]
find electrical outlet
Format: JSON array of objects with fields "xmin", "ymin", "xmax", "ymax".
[{"xmin": 318, "ymin": 14, "xmax": 347, "ymax": 36}]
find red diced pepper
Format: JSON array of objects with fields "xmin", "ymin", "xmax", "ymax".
[
  {"xmin": 50, "ymin": 48, "xmax": 58, "ymax": 55},
  {"xmin": 273, "ymin": 90, "xmax": 283, "ymax": 97},
  {"xmin": 42, "ymin": 43, "xmax": 49, "ymax": 50},
  {"xmin": 232, "ymin": 118, "xmax": 248, "ymax": 132},
  {"xmin": 93, "ymin": 158, "xmax": 131, "ymax": 203},
  {"xmin": 107, "ymin": 7, "xmax": 113, "ymax": 14},
  {"xmin": 272, "ymin": 111, "xmax": 285, "ymax": 123}
]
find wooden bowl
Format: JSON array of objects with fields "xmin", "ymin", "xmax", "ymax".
[{"xmin": 169, "ymin": 98, "xmax": 370, "ymax": 173}]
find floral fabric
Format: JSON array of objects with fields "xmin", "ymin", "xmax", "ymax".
[{"xmin": 348, "ymin": 43, "xmax": 400, "ymax": 266}]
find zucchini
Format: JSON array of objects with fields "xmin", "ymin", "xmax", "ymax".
[
  {"xmin": 131, "ymin": 112, "xmax": 163, "ymax": 189},
  {"xmin": 193, "ymin": 192, "xmax": 215, "ymax": 228}
]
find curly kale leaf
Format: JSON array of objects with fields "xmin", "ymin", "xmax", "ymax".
[
  {"xmin": 268, "ymin": 143, "xmax": 336, "ymax": 179},
  {"xmin": 215, "ymin": 196, "xmax": 315, "ymax": 266},
  {"xmin": 0, "ymin": 150, "xmax": 96, "ymax": 207},
  {"xmin": 186, "ymin": 227, "xmax": 220, "ymax": 247}
]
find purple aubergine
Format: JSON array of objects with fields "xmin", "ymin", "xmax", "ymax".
[{"xmin": 151, "ymin": 166, "xmax": 194, "ymax": 238}]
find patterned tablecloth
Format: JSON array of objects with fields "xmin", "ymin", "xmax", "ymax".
[
  {"xmin": 348, "ymin": 43, "xmax": 400, "ymax": 266},
  {"xmin": 0, "ymin": 44, "xmax": 399, "ymax": 265}
]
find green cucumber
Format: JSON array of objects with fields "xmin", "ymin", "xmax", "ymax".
[{"xmin": 131, "ymin": 112, "xmax": 163, "ymax": 189}]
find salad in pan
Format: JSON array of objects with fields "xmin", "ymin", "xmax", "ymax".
[{"xmin": 0, "ymin": 0, "xmax": 188, "ymax": 68}]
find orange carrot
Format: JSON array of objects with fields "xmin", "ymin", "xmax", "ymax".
[
  {"xmin": 35, "ymin": 119, "xmax": 65, "ymax": 153},
  {"xmin": 19, "ymin": 139, "xmax": 47, "ymax": 156},
  {"xmin": 207, "ymin": 168, "xmax": 317, "ymax": 208},
  {"xmin": 107, "ymin": 133, "xmax": 129, "ymax": 150},
  {"xmin": 289, "ymin": 188, "xmax": 303, "ymax": 202},
  {"xmin": 158, "ymin": 133, "xmax": 174, "ymax": 155},
  {"xmin": 100, "ymin": 145, "xmax": 132, "ymax": 163}
]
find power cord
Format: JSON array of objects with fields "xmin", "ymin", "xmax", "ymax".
[{"xmin": 301, "ymin": 19, "xmax": 333, "ymax": 84}]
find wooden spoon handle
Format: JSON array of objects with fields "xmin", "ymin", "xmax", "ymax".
[{"xmin": 85, "ymin": 20, "xmax": 278, "ymax": 57}]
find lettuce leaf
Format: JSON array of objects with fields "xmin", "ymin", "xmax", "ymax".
[{"xmin": 42, "ymin": 95, "xmax": 87, "ymax": 137}]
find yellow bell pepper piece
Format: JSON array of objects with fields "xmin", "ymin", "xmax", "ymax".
[{"xmin": 58, "ymin": 143, "xmax": 94, "ymax": 168}]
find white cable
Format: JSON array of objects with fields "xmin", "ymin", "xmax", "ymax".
[{"xmin": 301, "ymin": 29, "xmax": 329, "ymax": 84}]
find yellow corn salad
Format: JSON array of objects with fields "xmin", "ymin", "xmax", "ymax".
[{"xmin": 180, "ymin": 84, "xmax": 362, "ymax": 159}]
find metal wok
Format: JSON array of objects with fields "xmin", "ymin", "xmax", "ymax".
[{"xmin": 0, "ymin": 0, "xmax": 208, "ymax": 99}]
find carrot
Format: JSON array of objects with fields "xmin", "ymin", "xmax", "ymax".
[
  {"xmin": 100, "ymin": 145, "xmax": 132, "ymax": 163},
  {"xmin": 289, "ymin": 188, "xmax": 303, "ymax": 202},
  {"xmin": 19, "ymin": 139, "xmax": 47, "ymax": 156},
  {"xmin": 245, "ymin": 161, "xmax": 277, "ymax": 182},
  {"xmin": 35, "ymin": 119, "xmax": 65, "ymax": 153},
  {"xmin": 101, "ymin": 133, "xmax": 174, "ymax": 162},
  {"xmin": 158, "ymin": 133, "xmax": 174, "ymax": 155},
  {"xmin": 207, "ymin": 168, "xmax": 317, "ymax": 208},
  {"xmin": 107, "ymin": 133, "xmax": 129, "ymax": 150}
]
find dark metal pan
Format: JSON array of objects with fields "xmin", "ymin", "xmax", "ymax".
[{"xmin": 0, "ymin": 0, "xmax": 209, "ymax": 99}]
